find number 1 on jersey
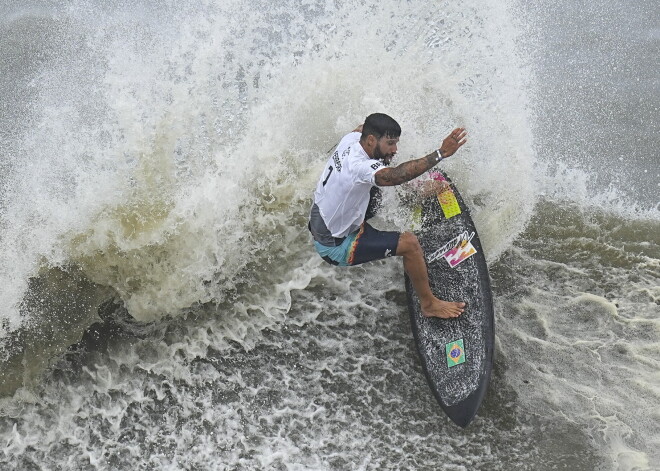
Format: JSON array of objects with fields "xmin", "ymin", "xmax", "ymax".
[{"xmin": 322, "ymin": 166, "xmax": 333, "ymax": 186}]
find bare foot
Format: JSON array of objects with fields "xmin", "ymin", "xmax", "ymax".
[{"xmin": 421, "ymin": 298, "xmax": 465, "ymax": 319}]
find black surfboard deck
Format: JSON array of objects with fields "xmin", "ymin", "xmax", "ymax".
[{"xmin": 405, "ymin": 170, "xmax": 495, "ymax": 428}]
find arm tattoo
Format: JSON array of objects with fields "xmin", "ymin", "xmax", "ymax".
[{"xmin": 375, "ymin": 152, "xmax": 437, "ymax": 186}]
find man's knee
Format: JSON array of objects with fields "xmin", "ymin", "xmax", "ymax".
[{"xmin": 397, "ymin": 231, "xmax": 423, "ymax": 257}]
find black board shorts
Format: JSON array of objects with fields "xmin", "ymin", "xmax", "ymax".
[{"xmin": 313, "ymin": 222, "xmax": 400, "ymax": 266}]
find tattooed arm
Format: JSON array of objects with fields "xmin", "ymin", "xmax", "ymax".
[
  {"xmin": 375, "ymin": 152, "xmax": 441, "ymax": 186},
  {"xmin": 375, "ymin": 128, "xmax": 467, "ymax": 187}
]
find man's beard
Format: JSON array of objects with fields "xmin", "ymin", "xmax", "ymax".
[{"xmin": 374, "ymin": 144, "xmax": 394, "ymax": 165}]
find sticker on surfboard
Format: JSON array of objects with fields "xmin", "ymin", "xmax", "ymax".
[
  {"xmin": 437, "ymin": 188, "xmax": 461, "ymax": 219},
  {"xmin": 429, "ymin": 171, "xmax": 461, "ymax": 219},
  {"xmin": 427, "ymin": 231, "xmax": 477, "ymax": 268},
  {"xmin": 446, "ymin": 339, "xmax": 466, "ymax": 367}
]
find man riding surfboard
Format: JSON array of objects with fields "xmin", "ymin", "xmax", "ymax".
[{"xmin": 309, "ymin": 113, "xmax": 467, "ymax": 319}]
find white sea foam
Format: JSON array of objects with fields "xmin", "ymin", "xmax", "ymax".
[
  {"xmin": 0, "ymin": 0, "xmax": 657, "ymax": 469},
  {"xmin": 0, "ymin": 0, "xmax": 536, "ymax": 330}
]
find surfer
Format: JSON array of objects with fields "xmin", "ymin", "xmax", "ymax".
[{"xmin": 309, "ymin": 113, "xmax": 467, "ymax": 319}]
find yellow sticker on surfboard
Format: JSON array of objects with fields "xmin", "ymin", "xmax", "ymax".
[
  {"xmin": 412, "ymin": 206, "xmax": 422, "ymax": 229},
  {"xmin": 437, "ymin": 189, "xmax": 461, "ymax": 219},
  {"xmin": 429, "ymin": 171, "xmax": 461, "ymax": 219}
]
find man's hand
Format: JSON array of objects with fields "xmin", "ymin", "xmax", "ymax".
[
  {"xmin": 439, "ymin": 128, "xmax": 467, "ymax": 158},
  {"xmin": 419, "ymin": 179, "xmax": 451, "ymax": 197},
  {"xmin": 375, "ymin": 127, "xmax": 468, "ymax": 187}
]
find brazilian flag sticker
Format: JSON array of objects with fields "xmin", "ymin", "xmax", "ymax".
[{"xmin": 446, "ymin": 339, "xmax": 466, "ymax": 368}]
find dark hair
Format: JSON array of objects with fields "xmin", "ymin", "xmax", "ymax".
[{"xmin": 361, "ymin": 113, "xmax": 401, "ymax": 140}]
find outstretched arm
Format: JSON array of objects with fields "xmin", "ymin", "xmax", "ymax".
[{"xmin": 375, "ymin": 128, "xmax": 467, "ymax": 187}]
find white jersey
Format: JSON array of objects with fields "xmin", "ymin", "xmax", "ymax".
[{"xmin": 313, "ymin": 132, "xmax": 384, "ymax": 239}]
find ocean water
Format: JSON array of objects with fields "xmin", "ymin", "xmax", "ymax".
[{"xmin": 0, "ymin": 0, "xmax": 658, "ymax": 469}]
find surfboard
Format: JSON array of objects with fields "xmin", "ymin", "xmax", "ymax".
[{"xmin": 405, "ymin": 170, "xmax": 495, "ymax": 428}]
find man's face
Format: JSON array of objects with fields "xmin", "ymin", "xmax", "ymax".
[{"xmin": 374, "ymin": 135, "xmax": 399, "ymax": 164}]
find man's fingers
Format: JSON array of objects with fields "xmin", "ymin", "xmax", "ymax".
[
  {"xmin": 439, "ymin": 128, "xmax": 468, "ymax": 157},
  {"xmin": 448, "ymin": 128, "xmax": 467, "ymax": 144},
  {"xmin": 454, "ymin": 129, "xmax": 467, "ymax": 140},
  {"xmin": 455, "ymin": 129, "xmax": 467, "ymax": 147}
]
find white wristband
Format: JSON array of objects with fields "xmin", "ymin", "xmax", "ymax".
[{"xmin": 436, "ymin": 149, "xmax": 444, "ymax": 162}]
